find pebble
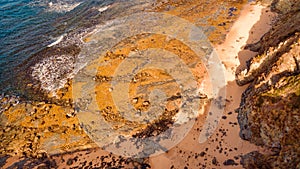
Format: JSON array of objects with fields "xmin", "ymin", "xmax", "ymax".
[
  {"xmin": 223, "ymin": 159, "xmax": 237, "ymax": 166},
  {"xmin": 132, "ymin": 98, "xmax": 138, "ymax": 104}
]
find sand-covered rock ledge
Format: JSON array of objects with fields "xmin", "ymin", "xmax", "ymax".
[{"xmin": 0, "ymin": 0, "xmax": 299, "ymax": 168}]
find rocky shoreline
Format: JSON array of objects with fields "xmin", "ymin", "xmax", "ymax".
[
  {"xmin": 237, "ymin": 0, "xmax": 300, "ymax": 168},
  {"xmin": 0, "ymin": 0, "xmax": 299, "ymax": 168}
]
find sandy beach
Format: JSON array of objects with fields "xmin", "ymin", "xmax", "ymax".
[{"xmin": 146, "ymin": 3, "xmax": 277, "ymax": 169}]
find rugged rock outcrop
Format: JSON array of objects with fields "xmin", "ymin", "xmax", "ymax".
[{"xmin": 237, "ymin": 0, "xmax": 300, "ymax": 168}]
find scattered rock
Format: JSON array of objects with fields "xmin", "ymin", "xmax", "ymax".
[
  {"xmin": 223, "ymin": 159, "xmax": 237, "ymax": 166},
  {"xmin": 212, "ymin": 157, "xmax": 218, "ymax": 166}
]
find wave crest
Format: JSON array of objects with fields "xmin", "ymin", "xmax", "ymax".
[{"xmin": 30, "ymin": 0, "xmax": 82, "ymax": 13}]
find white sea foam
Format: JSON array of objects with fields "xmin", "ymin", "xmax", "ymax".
[
  {"xmin": 31, "ymin": 54, "xmax": 75, "ymax": 94},
  {"xmin": 47, "ymin": 1, "xmax": 81, "ymax": 13},
  {"xmin": 47, "ymin": 35, "xmax": 64, "ymax": 47},
  {"xmin": 30, "ymin": 0, "xmax": 82, "ymax": 13},
  {"xmin": 98, "ymin": 5, "xmax": 110, "ymax": 13}
]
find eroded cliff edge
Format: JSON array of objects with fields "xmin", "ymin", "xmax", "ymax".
[{"xmin": 236, "ymin": 0, "xmax": 300, "ymax": 168}]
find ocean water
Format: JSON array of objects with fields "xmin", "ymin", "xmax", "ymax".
[
  {"xmin": 0, "ymin": 0, "xmax": 103, "ymax": 92},
  {"xmin": 0, "ymin": 0, "xmax": 78, "ymax": 91},
  {"xmin": 0, "ymin": 0, "xmax": 154, "ymax": 95}
]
